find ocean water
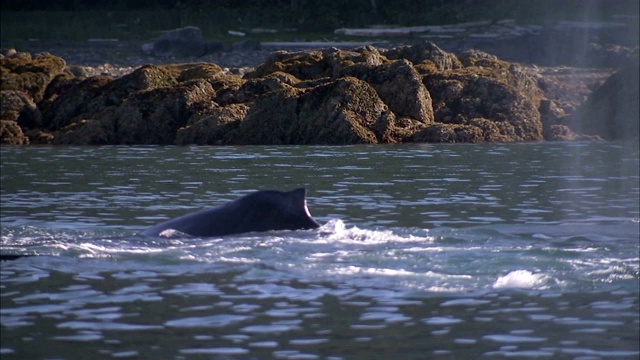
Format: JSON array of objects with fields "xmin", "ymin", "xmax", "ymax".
[{"xmin": 1, "ymin": 142, "xmax": 638, "ymax": 359}]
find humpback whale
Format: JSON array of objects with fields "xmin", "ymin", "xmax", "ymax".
[
  {"xmin": 141, "ymin": 188, "xmax": 320, "ymax": 237},
  {"xmin": 0, "ymin": 189, "xmax": 320, "ymax": 260}
]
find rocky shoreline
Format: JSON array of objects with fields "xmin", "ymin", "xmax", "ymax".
[
  {"xmin": 1, "ymin": 40, "xmax": 637, "ymax": 145},
  {"xmin": 2, "ymin": 39, "xmax": 272, "ymax": 77}
]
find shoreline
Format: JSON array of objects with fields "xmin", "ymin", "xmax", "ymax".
[
  {"xmin": 0, "ymin": 39, "xmax": 619, "ymax": 88},
  {"xmin": 1, "ymin": 40, "xmax": 636, "ymax": 146}
]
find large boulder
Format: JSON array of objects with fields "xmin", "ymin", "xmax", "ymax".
[
  {"xmin": 43, "ymin": 64, "xmax": 180, "ymax": 131},
  {"xmin": 41, "ymin": 75, "xmax": 113, "ymax": 131},
  {"xmin": 295, "ymin": 77, "xmax": 395, "ymax": 144},
  {"xmin": 218, "ymin": 77, "xmax": 409, "ymax": 145},
  {"xmin": 47, "ymin": 63, "xmax": 228, "ymax": 144},
  {"xmin": 38, "ymin": 71, "xmax": 82, "ymax": 118},
  {"xmin": 114, "ymin": 79, "xmax": 216, "ymax": 144},
  {"xmin": 246, "ymin": 47, "xmax": 434, "ymax": 129},
  {"xmin": 175, "ymin": 103, "xmax": 250, "ymax": 145},
  {"xmin": 145, "ymin": 26, "xmax": 208, "ymax": 57},
  {"xmin": 44, "ymin": 63, "xmax": 223, "ymax": 143},
  {"xmin": 570, "ymin": 57, "xmax": 639, "ymax": 140},
  {"xmin": 0, "ymin": 52, "xmax": 66, "ymax": 102},
  {"xmin": 341, "ymin": 59, "xmax": 434, "ymax": 124},
  {"xmin": 422, "ymin": 58, "xmax": 544, "ymax": 142},
  {"xmin": 54, "ymin": 79, "xmax": 217, "ymax": 145},
  {"xmin": 383, "ymin": 41, "xmax": 463, "ymax": 71}
]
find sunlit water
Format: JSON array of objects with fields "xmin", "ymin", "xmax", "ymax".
[{"xmin": 1, "ymin": 142, "xmax": 638, "ymax": 359}]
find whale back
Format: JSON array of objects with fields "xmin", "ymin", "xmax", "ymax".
[{"xmin": 141, "ymin": 188, "xmax": 320, "ymax": 237}]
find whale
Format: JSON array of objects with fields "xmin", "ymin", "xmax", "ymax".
[
  {"xmin": 0, "ymin": 189, "xmax": 320, "ymax": 260},
  {"xmin": 140, "ymin": 188, "xmax": 320, "ymax": 237}
]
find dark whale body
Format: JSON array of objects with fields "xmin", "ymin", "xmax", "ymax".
[
  {"xmin": 141, "ymin": 188, "xmax": 320, "ymax": 237},
  {"xmin": 0, "ymin": 189, "xmax": 319, "ymax": 260}
]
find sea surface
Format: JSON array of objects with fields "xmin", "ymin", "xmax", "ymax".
[{"xmin": 1, "ymin": 142, "xmax": 638, "ymax": 359}]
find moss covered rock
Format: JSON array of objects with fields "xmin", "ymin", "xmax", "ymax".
[
  {"xmin": 175, "ymin": 103, "xmax": 250, "ymax": 145},
  {"xmin": 0, "ymin": 119, "xmax": 29, "ymax": 145},
  {"xmin": 423, "ymin": 61, "xmax": 544, "ymax": 142},
  {"xmin": 0, "ymin": 52, "xmax": 66, "ymax": 102}
]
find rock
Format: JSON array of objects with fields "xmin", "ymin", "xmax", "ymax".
[
  {"xmin": 41, "ymin": 75, "xmax": 113, "ymax": 131},
  {"xmin": 8, "ymin": 43, "xmax": 613, "ymax": 145},
  {"xmin": 538, "ymin": 98, "xmax": 585, "ymax": 141},
  {"xmin": 533, "ymin": 66, "xmax": 613, "ymax": 111},
  {"xmin": 43, "ymin": 64, "xmax": 181, "ymax": 130},
  {"xmin": 422, "ymin": 61, "xmax": 544, "ymax": 142},
  {"xmin": 413, "ymin": 123, "xmax": 485, "ymax": 143},
  {"xmin": 265, "ymin": 71, "xmax": 301, "ymax": 87},
  {"xmin": 0, "ymin": 90, "xmax": 40, "ymax": 128},
  {"xmin": 246, "ymin": 49, "xmax": 331, "ymax": 80},
  {"xmin": 67, "ymin": 65, "xmax": 93, "ymax": 77},
  {"xmin": 110, "ymin": 79, "xmax": 217, "ymax": 144},
  {"xmin": 23, "ymin": 129, "xmax": 54, "ymax": 144},
  {"xmin": 457, "ymin": 49, "xmax": 499, "ymax": 67},
  {"xmin": 412, "ymin": 117, "xmax": 521, "ymax": 143},
  {"xmin": 383, "ymin": 41, "xmax": 463, "ymax": 71},
  {"xmin": 544, "ymin": 124, "xmax": 580, "ymax": 141},
  {"xmin": 0, "ymin": 51, "xmax": 66, "ymax": 76},
  {"xmin": 325, "ymin": 46, "xmax": 387, "ymax": 77},
  {"xmin": 53, "ymin": 118, "xmax": 115, "ymax": 145},
  {"xmin": 45, "ymin": 63, "xmax": 227, "ymax": 144},
  {"xmin": 176, "ymin": 63, "xmax": 224, "ymax": 82},
  {"xmin": 245, "ymin": 46, "xmax": 433, "ymax": 129},
  {"xmin": 175, "ymin": 103, "xmax": 250, "ymax": 145},
  {"xmin": 1, "ymin": 48, "xmax": 18, "ymax": 57},
  {"xmin": 225, "ymin": 77, "xmax": 400, "ymax": 145},
  {"xmin": 0, "ymin": 120, "xmax": 29, "ymax": 145},
  {"xmin": 210, "ymin": 73, "xmax": 247, "ymax": 104},
  {"xmin": 0, "ymin": 52, "xmax": 66, "ymax": 102},
  {"xmin": 217, "ymin": 74, "xmax": 297, "ymax": 106},
  {"xmin": 38, "ymin": 71, "xmax": 83, "ymax": 120},
  {"xmin": 295, "ymin": 77, "xmax": 393, "ymax": 144},
  {"xmin": 223, "ymin": 86, "xmax": 302, "ymax": 144},
  {"xmin": 246, "ymin": 46, "xmax": 389, "ymax": 81},
  {"xmin": 53, "ymin": 77, "xmax": 216, "ymax": 145},
  {"xmin": 570, "ymin": 57, "xmax": 639, "ymax": 140},
  {"xmin": 146, "ymin": 26, "xmax": 208, "ymax": 57},
  {"xmin": 341, "ymin": 59, "xmax": 434, "ymax": 124},
  {"xmin": 468, "ymin": 117, "xmax": 517, "ymax": 142}
]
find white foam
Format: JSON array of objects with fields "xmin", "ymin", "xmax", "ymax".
[
  {"xmin": 492, "ymin": 270, "xmax": 549, "ymax": 289},
  {"xmin": 158, "ymin": 229, "xmax": 184, "ymax": 238},
  {"xmin": 319, "ymin": 219, "xmax": 433, "ymax": 244}
]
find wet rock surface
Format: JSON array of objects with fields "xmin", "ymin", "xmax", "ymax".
[
  {"xmin": 569, "ymin": 56, "xmax": 639, "ymax": 140},
  {"xmin": 1, "ymin": 41, "xmax": 633, "ymax": 145}
]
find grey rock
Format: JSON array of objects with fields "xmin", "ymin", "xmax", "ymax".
[{"xmin": 147, "ymin": 26, "xmax": 208, "ymax": 57}]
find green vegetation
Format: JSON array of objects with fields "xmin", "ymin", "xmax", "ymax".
[{"xmin": 1, "ymin": 0, "xmax": 638, "ymax": 41}]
